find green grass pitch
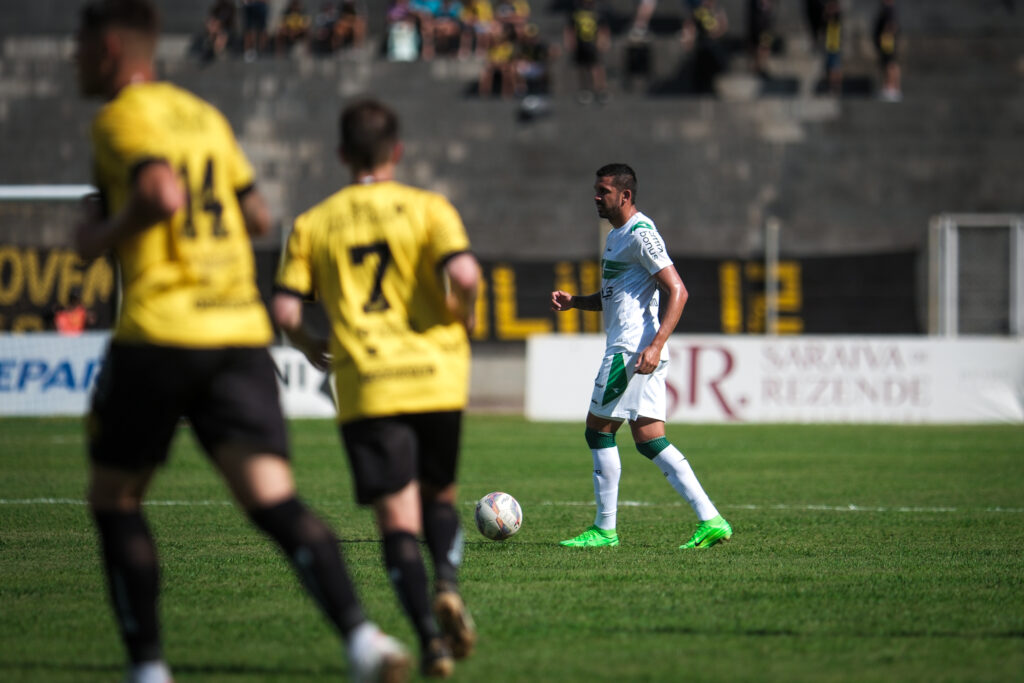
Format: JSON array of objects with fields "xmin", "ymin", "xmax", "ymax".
[{"xmin": 1, "ymin": 416, "xmax": 1023, "ymax": 682}]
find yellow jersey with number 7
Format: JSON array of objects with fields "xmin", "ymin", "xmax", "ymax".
[
  {"xmin": 91, "ymin": 81, "xmax": 272, "ymax": 347},
  {"xmin": 276, "ymin": 181, "xmax": 471, "ymax": 422}
]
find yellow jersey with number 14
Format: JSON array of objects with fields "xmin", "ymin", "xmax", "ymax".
[
  {"xmin": 276, "ymin": 181, "xmax": 471, "ymax": 422},
  {"xmin": 91, "ymin": 81, "xmax": 272, "ymax": 347}
]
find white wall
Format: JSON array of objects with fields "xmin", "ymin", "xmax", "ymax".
[
  {"xmin": 3, "ymin": 332, "xmax": 1022, "ymax": 423},
  {"xmin": 527, "ymin": 334, "xmax": 1024, "ymax": 423}
]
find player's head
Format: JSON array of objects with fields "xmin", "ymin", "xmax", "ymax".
[
  {"xmin": 339, "ymin": 99, "xmax": 402, "ymax": 174},
  {"xmin": 76, "ymin": 0, "xmax": 159, "ymax": 98},
  {"xmin": 594, "ymin": 163, "xmax": 637, "ymax": 221}
]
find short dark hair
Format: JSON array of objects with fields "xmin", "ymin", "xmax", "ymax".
[
  {"xmin": 80, "ymin": 0, "xmax": 159, "ymax": 35},
  {"xmin": 340, "ymin": 99, "xmax": 399, "ymax": 170},
  {"xmin": 595, "ymin": 163, "xmax": 637, "ymax": 201}
]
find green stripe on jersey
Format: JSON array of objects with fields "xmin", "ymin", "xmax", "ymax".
[
  {"xmin": 602, "ymin": 259, "xmax": 629, "ymax": 279},
  {"xmin": 630, "ymin": 221, "xmax": 654, "ymax": 233}
]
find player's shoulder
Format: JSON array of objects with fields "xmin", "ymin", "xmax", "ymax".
[
  {"xmin": 625, "ymin": 213, "xmax": 661, "ymax": 240},
  {"xmin": 379, "ymin": 182, "xmax": 460, "ymax": 221},
  {"xmin": 628, "ymin": 212, "xmax": 658, "ymax": 232},
  {"xmin": 385, "ymin": 181, "xmax": 450, "ymax": 203},
  {"xmin": 95, "ymin": 81, "xmax": 225, "ymax": 130},
  {"xmin": 295, "ymin": 185, "xmax": 348, "ymax": 226}
]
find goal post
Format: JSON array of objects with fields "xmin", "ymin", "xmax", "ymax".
[
  {"xmin": 928, "ymin": 213, "xmax": 1024, "ymax": 337},
  {"xmin": 0, "ymin": 184, "xmax": 96, "ymax": 202}
]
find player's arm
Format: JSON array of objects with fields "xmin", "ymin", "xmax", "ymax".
[
  {"xmin": 563, "ymin": 24, "xmax": 575, "ymax": 51},
  {"xmin": 598, "ymin": 18, "xmax": 611, "ymax": 51},
  {"xmin": 271, "ymin": 292, "xmax": 330, "ymax": 371},
  {"xmin": 444, "ymin": 251, "xmax": 481, "ymax": 333},
  {"xmin": 74, "ymin": 161, "xmax": 184, "ymax": 261},
  {"xmin": 238, "ymin": 187, "xmax": 272, "ymax": 237},
  {"xmin": 551, "ymin": 290, "xmax": 602, "ymax": 312},
  {"xmin": 635, "ymin": 264, "xmax": 687, "ymax": 374}
]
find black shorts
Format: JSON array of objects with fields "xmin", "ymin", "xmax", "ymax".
[
  {"xmin": 340, "ymin": 411, "xmax": 462, "ymax": 505},
  {"xmin": 88, "ymin": 342, "xmax": 289, "ymax": 470},
  {"xmin": 575, "ymin": 42, "xmax": 599, "ymax": 67}
]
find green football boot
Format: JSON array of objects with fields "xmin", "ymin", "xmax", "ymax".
[
  {"xmin": 559, "ymin": 525, "xmax": 620, "ymax": 547},
  {"xmin": 679, "ymin": 515, "xmax": 733, "ymax": 549}
]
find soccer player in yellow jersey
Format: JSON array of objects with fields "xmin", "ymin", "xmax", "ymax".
[
  {"xmin": 273, "ymin": 99, "xmax": 481, "ymax": 678},
  {"xmin": 74, "ymin": 3, "xmax": 409, "ymax": 683}
]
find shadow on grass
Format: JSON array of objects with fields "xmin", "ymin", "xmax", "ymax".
[{"xmin": 0, "ymin": 660, "xmax": 345, "ymax": 677}]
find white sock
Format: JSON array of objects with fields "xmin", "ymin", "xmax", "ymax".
[
  {"xmin": 591, "ymin": 446, "xmax": 621, "ymax": 530},
  {"xmin": 127, "ymin": 661, "xmax": 172, "ymax": 683},
  {"xmin": 652, "ymin": 444, "xmax": 719, "ymax": 521}
]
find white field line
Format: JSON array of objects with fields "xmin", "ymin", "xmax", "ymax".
[{"xmin": 1, "ymin": 498, "xmax": 1022, "ymax": 514}]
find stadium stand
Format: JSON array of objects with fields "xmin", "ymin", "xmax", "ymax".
[
  {"xmin": 0, "ymin": 0, "xmax": 1021, "ymax": 410},
  {"xmin": 1, "ymin": 1, "xmax": 1021, "ymax": 337}
]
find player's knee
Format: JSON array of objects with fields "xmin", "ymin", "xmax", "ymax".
[
  {"xmin": 248, "ymin": 497, "xmax": 334, "ymax": 552},
  {"xmin": 585, "ymin": 427, "xmax": 616, "ymax": 450},
  {"xmin": 635, "ymin": 436, "xmax": 670, "ymax": 460},
  {"xmin": 383, "ymin": 530, "xmax": 422, "ymax": 564}
]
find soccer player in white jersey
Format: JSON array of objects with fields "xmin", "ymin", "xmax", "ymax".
[{"xmin": 551, "ymin": 163, "xmax": 732, "ymax": 549}]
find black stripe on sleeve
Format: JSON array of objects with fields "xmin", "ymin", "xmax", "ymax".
[
  {"xmin": 273, "ymin": 284, "xmax": 316, "ymax": 303},
  {"xmin": 235, "ymin": 182, "xmax": 256, "ymax": 201},
  {"xmin": 436, "ymin": 249, "xmax": 473, "ymax": 273}
]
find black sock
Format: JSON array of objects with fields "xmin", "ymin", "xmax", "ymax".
[
  {"xmin": 421, "ymin": 501, "xmax": 461, "ymax": 588},
  {"xmin": 382, "ymin": 531, "xmax": 439, "ymax": 647},
  {"xmin": 92, "ymin": 509, "xmax": 162, "ymax": 664},
  {"xmin": 249, "ymin": 498, "xmax": 366, "ymax": 639}
]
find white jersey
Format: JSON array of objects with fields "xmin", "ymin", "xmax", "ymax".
[{"xmin": 600, "ymin": 211, "xmax": 674, "ymax": 355}]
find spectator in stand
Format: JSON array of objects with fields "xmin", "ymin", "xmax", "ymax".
[
  {"xmin": 242, "ymin": 0, "xmax": 269, "ymax": 62},
  {"xmin": 461, "ymin": 0, "xmax": 498, "ymax": 57},
  {"xmin": 413, "ymin": 0, "xmax": 467, "ymax": 59},
  {"xmin": 516, "ymin": 22, "xmax": 555, "ymax": 94},
  {"xmin": 822, "ymin": 0, "xmax": 842, "ymax": 94},
  {"xmin": 565, "ymin": 0, "xmax": 611, "ymax": 104},
  {"xmin": 692, "ymin": 0, "xmax": 727, "ymax": 93},
  {"xmin": 276, "ymin": 0, "xmax": 312, "ymax": 55},
  {"xmin": 805, "ymin": 0, "xmax": 825, "ymax": 48},
  {"xmin": 408, "ymin": 1, "xmax": 439, "ymax": 59},
  {"xmin": 478, "ymin": 21, "xmax": 520, "ymax": 97},
  {"xmin": 387, "ymin": 0, "xmax": 422, "ymax": 61},
  {"xmin": 873, "ymin": 0, "xmax": 901, "ymax": 101},
  {"xmin": 432, "ymin": 1, "xmax": 471, "ymax": 58},
  {"xmin": 679, "ymin": 0, "xmax": 702, "ymax": 50},
  {"xmin": 334, "ymin": 0, "xmax": 367, "ymax": 50},
  {"xmin": 201, "ymin": 0, "xmax": 235, "ymax": 62},
  {"xmin": 495, "ymin": 0, "xmax": 530, "ymax": 38},
  {"xmin": 747, "ymin": 0, "xmax": 775, "ymax": 77},
  {"xmin": 311, "ymin": 1, "xmax": 340, "ymax": 55},
  {"xmin": 629, "ymin": 0, "xmax": 656, "ymax": 38}
]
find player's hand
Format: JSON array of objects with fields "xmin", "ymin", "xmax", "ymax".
[
  {"xmin": 551, "ymin": 290, "xmax": 574, "ymax": 311},
  {"xmin": 634, "ymin": 344, "xmax": 660, "ymax": 375}
]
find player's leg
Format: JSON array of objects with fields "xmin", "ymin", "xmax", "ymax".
[
  {"xmin": 213, "ymin": 449, "xmax": 410, "ymax": 681},
  {"xmin": 375, "ymin": 481, "xmax": 453, "ymax": 677},
  {"xmin": 562, "ymin": 352, "xmax": 627, "ymax": 547},
  {"xmin": 630, "ymin": 417, "xmax": 732, "ymax": 548},
  {"xmin": 560, "ymin": 412, "xmax": 623, "ymax": 547},
  {"xmin": 87, "ymin": 343, "xmax": 192, "ymax": 683},
  {"xmin": 416, "ymin": 412, "xmax": 476, "ymax": 660},
  {"xmin": 88, "ymin": 464, "xmax": 170, "ymax": 683},
  {"xmin": 341, "ymin": 416, "xmax": 453, "ymax": 678},
  {"xmin": 194, "ymin": 348, "xmax": 409, "ymax": 681}
]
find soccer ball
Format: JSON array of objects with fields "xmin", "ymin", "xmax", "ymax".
[{"xmin": 474, "ymin": 492, "xmax": 522, "ymax": 540}]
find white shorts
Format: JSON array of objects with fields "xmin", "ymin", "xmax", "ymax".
[{"xmin": 588, "ymin": 350, "xmax": 667, "ymax": 422}]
